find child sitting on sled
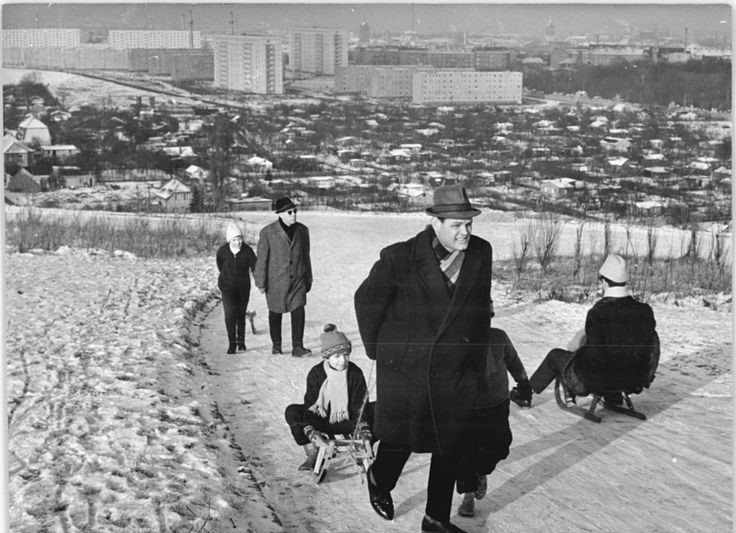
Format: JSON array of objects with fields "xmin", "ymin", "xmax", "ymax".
[
  {"xmin": 285, "ymin": 323, "xmax": 375, "ymax": 471},
  {"xmin": 455, "ymin": 327, "xmax": 531, "ymax": 517}
]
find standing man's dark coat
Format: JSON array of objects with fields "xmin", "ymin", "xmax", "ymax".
[
  {"xmin": 254, "ymin": 220, "xmax": 312, "ymax": 314},
  {"xmin": 354, "ymin": 225, "xmax": 492, "ymax": 455}
]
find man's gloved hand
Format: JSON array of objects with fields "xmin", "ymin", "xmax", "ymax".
[{"xmin": 510, "ymin": 379, "xmax": 533, "ymax": 407}]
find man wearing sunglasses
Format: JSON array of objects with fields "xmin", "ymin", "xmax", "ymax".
[{"xmin": 255, "ymin": 196, "xmax": 313, "ymax": 357}]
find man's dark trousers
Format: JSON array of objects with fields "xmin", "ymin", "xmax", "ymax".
[
  {"xmin": 371, "ymin": 441, "xmax": 459, "ymax": 523},
  {"xmin": 268, "ymin": 305, "xmax": 306, "ymax": 349}
]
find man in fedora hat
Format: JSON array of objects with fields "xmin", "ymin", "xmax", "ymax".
[
  {"xmin": 255, "ymin": 196, "xmax": 313, "ymax": 357},
  {"xmin": 355, "ymin": 185, "xmax": 493, "ymax": 533},
  {"xmin": 514, "ymin": 254, "xmax": 659, "ymax": 407}
]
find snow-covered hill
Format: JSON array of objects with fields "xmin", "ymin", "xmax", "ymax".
[{"xmin": 6, "ymin": 209, "xmax": 731, "ymax": 532}]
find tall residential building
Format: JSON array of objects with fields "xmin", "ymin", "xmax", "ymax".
[
  {"xmin": 109, "ymin": 30, "xmax": 201, "ymax": 49},
  {"xmin": 412, "ymin": 71, "xmax": 523, "ymax": 105},
  {"xmin": 212, "ymin": 34, "xmax": 283, "ymax": 95},
  {"xmin": 359, "ymin": 21, "xmax": 370, "ymax": 45},
  {"xmin": 2, "ymin": 28, "xmax": 81, "ymax": 48},
  {"xmin": 288, "ymin": 26, "xmax": 348, "ymax": 75}
]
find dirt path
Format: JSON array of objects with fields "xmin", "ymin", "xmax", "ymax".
[
  {"xmin": 199, "ymin": 295, "xmax": 731, "ymax": 533},
  {"xmin": 195, "ymin": 212, "xmax": 731, "ymax": 533}
]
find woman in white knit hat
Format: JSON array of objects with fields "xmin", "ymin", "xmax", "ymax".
[
  {"xmin": 216, "ymin": 221, "xmax": 257, "ymax": 354},
  {"xmin": 284, "ymin": 323, "xmax": 375, "ymax": 471},
  {"xmin": 515, "ymin": 254, "xmax": 659, "ymax": 407}
]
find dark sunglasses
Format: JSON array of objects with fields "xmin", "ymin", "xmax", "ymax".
[{"xmin": 286, "ymin": 209, "xmax": 297, "ymax": 215}]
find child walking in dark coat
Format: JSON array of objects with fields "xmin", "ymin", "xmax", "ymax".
[
  {"xmin": 455, "ymin": 327, "xmax": 531, "ymax": 518},
  {"xmin": 285, "ymin": 323, "xmax": 375, "ymax": 470},
  {"xmin": 216, "ymin": 222, "xmax": 257, "ymax": 354}
]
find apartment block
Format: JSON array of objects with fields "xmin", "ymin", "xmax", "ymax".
[
  {"xmin": 2, "ymin": 28, "xmax": 81, "ymax": 48},
  {"xmin": 212, "ymin": 34, "xmax": 283, "ymax": 94},
  {"xmin": 109, "ymin": 30, "xmax": 201, "ymax": 49},
  {"xmin": 412, "ymin": 70, "xmax": 523, "ymax": 105},
  {"xmin": 335, "ymin": 65, "xmax": 434, "ymax": 99},
  {"xmin": 288, "ymin": 27, "xmax": 348, "ymax": 75}
]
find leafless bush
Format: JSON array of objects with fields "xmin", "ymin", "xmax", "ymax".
[
  {"xmin": 603, "ymin": 220, "xmax": 612, "ymax": 256},
  {"xmin": 5, "ymin": 207, "xmax": 222, "ymax": 257},
  {"xmin": 685, "ymin": 223, "xmax": 702, "ymax": 260},
  {"xmin": 646, "ymin": 223, "xmax": 659, "ymax": 267},
  {"xmin": 533, "ymin": 214, "xmax": 562, "ymax": 271},
  {"xmin": 710, "ymin": 228, "xmax": 731, "ymax": 274},
  {"xmin": 512, "ymin": 221, "xmax": 535, "ymax": 277},
  {"xmin": 573, "ymin": 221, "xmax": 585, "ymax": 281},
  {"xmin": 624, "ymin": 220, "xmax": 638, "ymax": 258}
]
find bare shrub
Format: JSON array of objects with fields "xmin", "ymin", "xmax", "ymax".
[
  {"xmin": 533, "ymin": 214, "xmax": 562, "ymax": 271},
  {"xmin": 646, "ymin": 223, "xmax": 659, "ymax": 267},
  {"xmin": 573, "ymin": 221, "xmax": 585, "ymax": 281},
  {"xmin": 512, "ymin": 221, "xmax": 535, "ymax": 277},
  {"xmin": 685, "ymin": 223, "xmax": 702, "ymax": 260},
  {"xmin": 603, "ymin": 220, "xmax": 612, "ymax": 256},
  {"xmin": 5, "ymin": 209, "xmax": 222, "ymax": 258}
]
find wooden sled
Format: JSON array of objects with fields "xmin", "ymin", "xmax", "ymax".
[
  {"xmin": 313, "ymin": 435, "xmax": 375, "ymax": 484},
  {"xmin": 554, "ymin": 378, "xmax": 647, "ymax": 423}
]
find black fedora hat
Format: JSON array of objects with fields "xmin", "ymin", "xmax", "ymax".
[
  {"xmin": 273, "ymin": 196, "xmax": 296, "ymax": 213},
  {"xmin": 425, "ymin": 185, "xmax": 480, "ymax": 218}
]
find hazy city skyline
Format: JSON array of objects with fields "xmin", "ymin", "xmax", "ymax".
[{"xmin": 2, "ymin": 3, "xmax": 732, "ymax": 43}]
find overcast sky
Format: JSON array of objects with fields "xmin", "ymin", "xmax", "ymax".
[{"xmin": 1, "ymin": 3, "xmax": 731, "ymax": 42}]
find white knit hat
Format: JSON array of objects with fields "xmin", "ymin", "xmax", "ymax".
[
  {"xmin": 599, "ymin": 254, "xmax": 629, "ymax": 283},
  {"xmin": 225, "ymin": 222, "xmax": 243, "ymax": 242}
]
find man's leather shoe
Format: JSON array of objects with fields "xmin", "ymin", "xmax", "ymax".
[
  {"xmin": 366, "ymin": 465, "xmax": 393, "ymax": 520},
  {"xmin": 421, "ymin": 515, "xmax": 467, "ymax": 533}
]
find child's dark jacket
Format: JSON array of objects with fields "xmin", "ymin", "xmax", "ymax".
[{"xmin": 302, "ymin": 361, "xmax": 369, "ymax": 428}]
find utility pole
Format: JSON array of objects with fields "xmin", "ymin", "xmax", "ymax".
[{"xmin": 230, "ymin": 11, "xmax": 234, "ymax": 35}]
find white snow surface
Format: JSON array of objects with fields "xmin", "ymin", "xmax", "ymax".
[{"xmin": 6, "ymin": 209, "xmax": 732, "ymax": 532}]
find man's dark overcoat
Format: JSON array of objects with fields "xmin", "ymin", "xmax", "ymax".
[
  {"xmin": 354, "ymin": 225, "xmax": 492, "ymax": 455},
  {"xmin": 254, "ymin": 220, "xmax": 312, "ymax": 314}
]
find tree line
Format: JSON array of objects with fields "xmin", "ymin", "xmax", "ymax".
[{"xmin": 524, "ymin": 60, "xmax": 731, "ymax": 110}]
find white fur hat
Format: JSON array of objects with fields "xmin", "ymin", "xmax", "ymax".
[
  {"xmin": 599, "ymin": 254, "xmax": 629, "ymax": 283},
  {"xmin": 225, "ymin": 222, "xmax": 243, "ymax": 242}
]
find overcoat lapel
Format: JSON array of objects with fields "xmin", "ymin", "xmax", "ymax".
[
  {"xmin": 436, "ymin": 244, "xmax": 481, "ymax": 339},
  {"xmin": 413, "ymin": 228, "xmax": 451, "ymax": 317}
]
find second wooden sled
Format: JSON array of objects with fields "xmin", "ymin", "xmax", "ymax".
[{"xmin": 554, "ymin": 378, "xmax": 647, "ymax": 423}]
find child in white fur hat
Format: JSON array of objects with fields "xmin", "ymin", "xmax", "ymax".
[
  {"xmin": 216, "ymin": 221, "xmax": 257, "ymax": 354},
  {"xmin": 284, "ymin": 323, "xmax": 375, "ymax": 470}
]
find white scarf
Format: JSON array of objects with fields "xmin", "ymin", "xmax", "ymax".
[
  {"xmin": 229, "ymin": 241, "xmax": 241, "ymax": 255},
  {"xmin": 604, "ymin": 285, "xmax": 631, "ymax": 298},
  {"xmin": 309, "ymin": 360, "xmax": 349, "ymax": 423}
]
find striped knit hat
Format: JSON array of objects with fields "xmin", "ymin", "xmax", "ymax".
[{"xmin": 320, "ymin": 323, "xmax": 351, "ymax": 359}]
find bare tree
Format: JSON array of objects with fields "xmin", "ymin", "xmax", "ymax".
[
  {"xmin": 573, "ymin": 220, "xmax": 585, "ymax": 280},
  {"xmin": 533, "ymin": 214, "xmax": 562, "ymax": 271},
  {"xmin": 512, "ymin": 221, "xmax": 535, "ymax": 277}
]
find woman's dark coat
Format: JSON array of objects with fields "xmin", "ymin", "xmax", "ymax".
[
  {"xmin": 216, "ymin": 243, "xmax": 257, "ymax": 290},
  {"xmin": 354, "ymin": 225, "xmax": 492, "ymax": 454},
  {"xmin": 254, "ymin": 220, "xmax": 312, "ymax": 313},
  {"xmin": 567, "ymin": 296, "xmax": 658, "ymax": 393}
]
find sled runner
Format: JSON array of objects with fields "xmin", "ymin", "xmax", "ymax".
[
  {"xmin": 313, "ymin": 434, "xmax": 375, "ymax": 484},
  {"xmin": 554, "ymin": 378, "xmax": 647, "ymax": 423}
]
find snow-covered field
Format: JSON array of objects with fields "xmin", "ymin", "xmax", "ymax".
[{"xmin": 6, "ymin": 208, "xmax": 731, "ymax": 532}]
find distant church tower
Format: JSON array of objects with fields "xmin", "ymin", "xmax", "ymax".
[
  {"xmin": 359, "ymin": 20, "xmax": 370, "ymax": 45},
  {"xmin": 546, "ymin": 16, "xmax": 556, "ymax": 43}
]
